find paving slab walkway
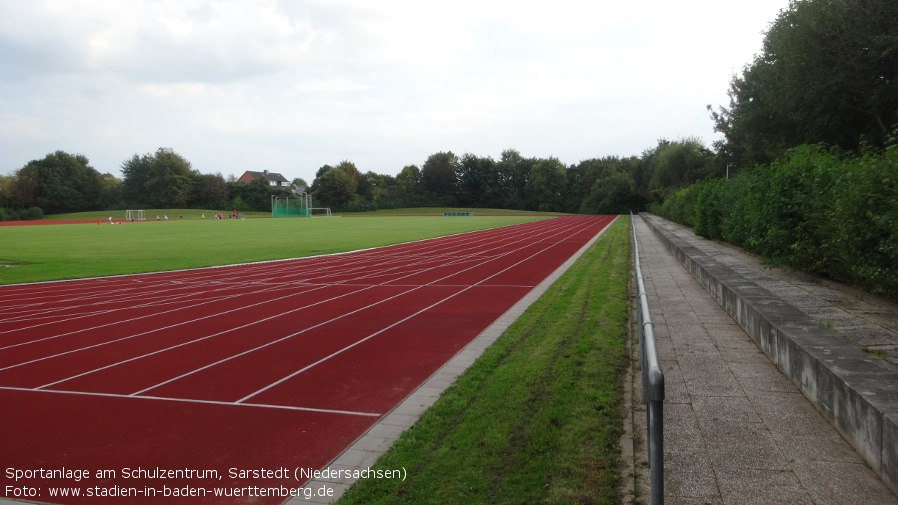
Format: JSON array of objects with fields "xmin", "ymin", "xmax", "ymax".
[{"xmin": 630, "ymin": 214, "xmax": 898, "ymax": 505}]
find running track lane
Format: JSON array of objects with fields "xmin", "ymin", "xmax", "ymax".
[{"xmin": 0, "ymin": 215, "xmax": 615, "ymax": 504}]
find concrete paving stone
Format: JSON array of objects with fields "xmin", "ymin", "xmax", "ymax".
[
  {"xmin": 847, "ymin": 326, "xmax": 898, "ymax": 346},
  {"xmin": 691, "ymin": 395, "xmax": 763, "ymax": 423},
  {"xmin": 333, "ymin": 448, "xmax": 381, "ymax": 469},
  {"xmin": 378, "ymin": 412, "xmax": 418, "ymax": 428},
  {"xmin": 702, "ymin": 322, "xmax": 746, "ymax": 336},
  {"xmin": 677, "ymin": 356, "xmax": 731, "ymax": 377},
  {"xmin": 663, "ymin": 402, "xmax": 704, "ymax": 435},
  {"xmin": 793, "ymin": 460, "xmax": 898, "ymax": 505},
  {"xmin": 423, "ymin": 376, "xmax": 456, "ymax": 389},
  {"xmin": 365, "ymin": 422, "xmax": 408, "ymax": 440},
  {"xmin": 670, "ymin": 338, "xmax": 719, "ymax": 351},
  {"xmin": 718, "ymin": 347, "xmax": 771, "ymax": 364},
  {"xmin": 390, "ymin": 402, "xmax": 428, "ymax": 417},
  {"xmin": 710, "ymin": 327, "xmax": 759, "ymax": 344},
  {"xmin": 731, "ymin": 363, "xmax": 797, "ymax": 393},
  {"xmin": 712, "ymin": 334, "xmax": 763, "ymax": 350},
  {"xmin": 745, "ymin": 391, "xmax": 837, "ymax": 436},
  {"xmin": 714, "ymin": 468, "xmax": 814, "ymax": 505},
  {"xmin": 726, "ymin": 360, "xmax": 781, "ymax": 379},
  {"xmin": 697, "ymin": 315, "xmax": 743, "ymax": 326},
  {"xmin": 655, "ymin": 338, "xmax": 677, "ymax": 357},
  {"xmin": 699, "ymin": 419, "xmax": 790, "ymax": 470},
  {"xmin": 659, "ymin": 365, "xmax": 691, "ymax": 404},
  {"xmin": 685, "ymin": 378, "xmax": 745, "ymax": 397},
  {"xmin": 350, "ymin": 435, "xmax": 394, "ymax": 454},
  {"xmin": 769, "ymin": 430, "xmax": 862, "ymax": 464},
  {"xmin": 665, "ymin": 461, "xmax": 721, "ymax": 500},
  {"xmin": 401, "ymin": 392, "xmax": 439, "ymax": 409},
  {"xmin": 734, "ymin": 370, "xmax": 799, "ymax": 394},
  {"xmin": 666, "ymin": 493, "xmax": 725, "ymax": 505}
]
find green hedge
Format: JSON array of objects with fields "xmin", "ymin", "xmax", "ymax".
[
  {"xmin": 0, "ymin": 206, "xmax": 44, "ymax": 221},
  {"xmin": 656, "ymin": 144, "xmax": 898, "ymax": 299}
]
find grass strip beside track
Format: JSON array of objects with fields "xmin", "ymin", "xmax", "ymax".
[
  {"xmin": 337, "ymin": 216, "xmax": 630, "ymax": 505},
  {"xmin": 0, "ymin": 216, "xmax": 544, "ymax": 285}
]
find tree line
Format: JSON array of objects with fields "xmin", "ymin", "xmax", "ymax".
[
  {"xmin": 0, "ymin": 139, "xmax": 724, "ymax": 219},
  {"xmin": 308, "ymin": 138, "xmax": 724, "ymax": 214},
  {"xmin": 0, "ymin": 148, "xmax": 303, "ymax": 219},
  {"xmin": 2, "ymin": 0, "xmax": 894, "ymax": 226}
]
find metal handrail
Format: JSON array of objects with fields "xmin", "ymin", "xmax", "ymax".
[{"xmin": 631, "ymin": 212, "xmax": 665, "ymax": 505}]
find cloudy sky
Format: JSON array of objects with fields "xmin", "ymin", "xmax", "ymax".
[{"xmin": 0, "ymin": 0, "xmax": 788, "ymax": 184}]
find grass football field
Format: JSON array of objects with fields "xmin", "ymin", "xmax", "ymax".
[{"xmin": 0, "ymin": 215, "xmax": 545, "ymax": 285}]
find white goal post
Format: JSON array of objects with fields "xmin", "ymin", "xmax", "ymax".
[
  {"xmin": 125, "ymin": 210, "xmax": 145, "ymax": 221},
  {"xmin": 309, "ymin": 207, "xmax": 333, "ymax": 217}
]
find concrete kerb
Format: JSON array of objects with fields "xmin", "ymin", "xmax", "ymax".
[{"xmin": 640, "ymin": 213, "xmax": 898, "ymax": 496}]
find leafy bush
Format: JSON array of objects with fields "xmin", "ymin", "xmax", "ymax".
[
  {"xmin": 0, "ymin": 207, "xmax": 45, "ymax": 221},
  {"xmin": 580, "ymin": 172, "xmax": 642, "ymax": 214},
  {"xmin": 21, "ymin": 207, "xmax": 45, "ymax": 220},
  {"xmin": 655, "ymin": 184, "xmax": 699, "ymax": 228},
  {"xmin": 671, "ymin": 143, "xmax": 898, "ymax": 299},
  {"xmin": 829, "ymin": 147, "xmax": 898, "ymax": 295}
]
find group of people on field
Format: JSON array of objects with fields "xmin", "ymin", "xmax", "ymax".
[{"xmin": 203, "ymin": 210, "xmax": 242, "ymax": 220}]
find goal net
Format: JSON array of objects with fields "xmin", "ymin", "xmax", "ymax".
[
  {"xmin": 272, "ymin": 195, "xmax": 311, "ymax": 218},
  {"xmin": 125, "ymin": 210, "xmax": 145, "ymax": 221}
]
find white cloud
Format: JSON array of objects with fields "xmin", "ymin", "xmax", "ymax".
[{"xmin": 0, "ymin": 0, "xmax": 789, "ymax": 182}]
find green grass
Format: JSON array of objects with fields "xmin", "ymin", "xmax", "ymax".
[
  {"xmin": 43, "ymin": 208, "xmax": 271, "ymax": 220},
  {"xmin": 0, "ymin": 215, "xmax": 546, "ymax": 285},
  {"xmin": 337, "ymin": 216, "xmax": 631, "ymax": 505}
]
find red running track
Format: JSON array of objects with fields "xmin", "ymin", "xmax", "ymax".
[{"xmin": 0, "ymin": 215, "xmax": 615, "ymax": 504}]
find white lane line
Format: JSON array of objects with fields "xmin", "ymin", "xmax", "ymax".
[
  {"xmin": 6, "ymin": 217, "xmax": 580, "ymax": 393},
  {"xmin": 237, "ymin": 216, "xmax": 596, "ymax": 403},
  {"xmin": 28, "ymin": 228, "xmax": 540, "ymax": 385},
  {"xmin": 133, "ymin": 219, "xmax": 585, "ymax": 396},
  {"xmin": 0, "ymin": 217, "xmax": 529, "ymax": 338},
  {"xmin": 0, "ymin": 386, "xmax": 380, "ymax": 417}
]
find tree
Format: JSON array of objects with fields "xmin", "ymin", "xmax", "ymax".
[
  {"xmin": 456, "ymin": 153, "xmax": 499, "ymax": 207},
  {"xmin": 0, "ymin": 174, "xmax": 14, "ymax": 209},
  {"xmin": 644, "ymin": 138, "xmax": 715, "ymax": 203},
  {"xmin": 99, "ymin": 176, "xmax": 124, "ymax": 210},
  {"xmin": 396, "ymin": 165, "xmax": 420, "ymax": 196},
  {"xmin": 565, "ymin": 157, "xmax": 632, "ymax": 213},
  {"xmin": 121, "ymin": 148, "xmax": 194, "ymax": 208},
  {"xmin": 496, "ymin": 149, "xmax": 533, "ymax": 210},
  {"xmin": 12, "ymin": 151, "xmax": 103, "ymax": 213},
  {"xmin": 710, "ymin": 0, "xmax": 898, "ymax": 166},
  {"xmin": 233, "ymin": 176, "xmax": 280, "ymax": 211},
  {"xmin": 192, "ymin": 172, "xmax": 230, "ymax": 209},
  {"xmin": 363, "ymin": 171, "xmax": 395, "ymax": 204},
  {"xmin": 421, "ymin": 151, "xmax": 459, "ymax": 202},
  {"xmin": 314, "ymin": 168, "xmax": 358, "ymax": 209},
  {"xmin": 581, "ymin": 172, "xmax": 640, "ymax": 214},
  {"xmin": 527, "ymin": 157, "xmax": 566, "ymax": 212}
]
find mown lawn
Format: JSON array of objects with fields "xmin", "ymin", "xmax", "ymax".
[{"xmin": 0, "ymin": 215, "xmax": 545, "ymax": 285}]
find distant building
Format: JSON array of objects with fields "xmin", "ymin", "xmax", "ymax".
[{"xmin": 238, "ymin": 170, "xmax": 290, "ymax": 188}]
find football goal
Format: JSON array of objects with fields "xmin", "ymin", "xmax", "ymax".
[
  {"xmin": 272, "ymin": 194, "xmax": 311, "ymax": 218},
  {"xmin": 125, "ymin": 210, "xmax": 145, "ymax": 221},
  {"xmin": 309, "ymin": 207, "xmax": 333, "ymax": 217}
]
